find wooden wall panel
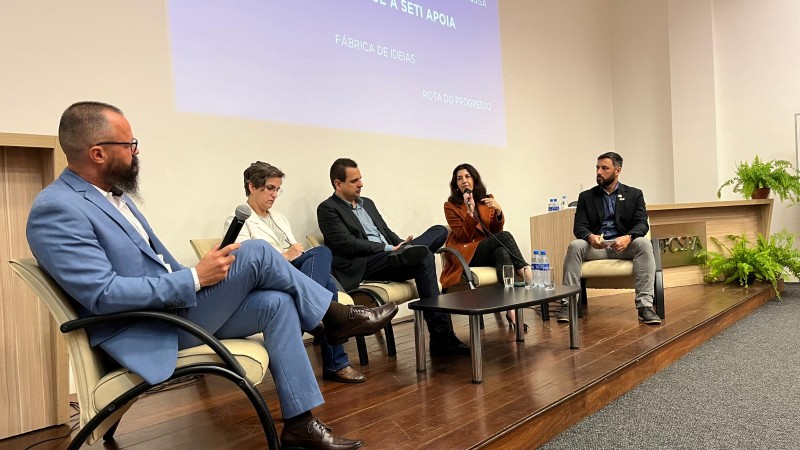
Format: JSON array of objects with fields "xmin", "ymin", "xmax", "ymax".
[
  {"xmin": 530, "ymin": 208, "xmax": 575, "ymax": 284},
  {"xmin": 0, "ymin": 133, "xmax": 68, "ymax": 439}
]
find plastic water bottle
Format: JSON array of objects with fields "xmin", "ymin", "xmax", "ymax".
[
  {"xmin": 560, "ymin": 195, "xmax": 567, "ymax": 210},
  {"xmin": 532, "ymin": 250, "xmax": 541, "ymax": 286},
  {"xmin": 541, "ymin": 251, "xmax": 553, "ymax": 289}
]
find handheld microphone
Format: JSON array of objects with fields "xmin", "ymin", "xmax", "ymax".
[
  {"xmin": 220, "ymin": 204, "xmax": 251, "ymax": 249},
  {"xmin": 463, "ymin": 188, "xmax": 473, "ymax": 212}
]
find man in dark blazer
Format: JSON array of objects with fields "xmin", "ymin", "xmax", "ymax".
[
  {"xmin": 559, "ymin": 152, "xmax": 660, "ymax": 325},
  {"xmin": 317, "ymin": 158, "xmax": 470, "ymax": 355}
]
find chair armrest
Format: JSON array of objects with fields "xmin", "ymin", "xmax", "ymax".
[
  {"xmin": 61, "ymin": 311, "xmax": 247, "ymax": 377},
  {"xmin": 347, "ymin": 287, "xmax": 386, "ymax": 307},
  {"xmin": 435, "ymin": 247, "xmax": 476, "ymax": 289},
  {"xmin": 651, "ymin": 235, "xmax": 663, "ymax": 272}
]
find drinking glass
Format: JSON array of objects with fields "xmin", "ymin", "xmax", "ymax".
[
  {"xmin": 543, "ymin": 269, "xmax": 556, "ymax": 290},
  {"xmin": 523, "ymin": 266, "xmax": 535, "ymax": 289},
  {"xmin": 503, "ymin": 265, "xmax": 514, "ymax": 288}
]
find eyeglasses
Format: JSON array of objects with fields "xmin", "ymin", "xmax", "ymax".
[
  {"xmin": 260, "ymin": 185, "xmax": 284, "ymax": 197},
  {"xmin": 95, "ymin": 138, "xmax": 138, "ymax": 154}
]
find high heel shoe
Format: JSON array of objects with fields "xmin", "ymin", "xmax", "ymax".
[{"xmin": 505, "ymin": 311, "xmax": 529, "ymax": 332}]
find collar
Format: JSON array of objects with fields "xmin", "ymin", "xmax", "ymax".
[
  {"xmin": 93, "ymin": 184, "xmax": 126, "ymax": 206},
  {"xmin": 334, "ymin": 194, "xmax": 362, "ymax": 210}
]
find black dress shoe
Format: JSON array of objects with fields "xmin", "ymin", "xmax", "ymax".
[
  {"xmin": 325, "ymin": 303, "xmax": 399, "ymax": 345},
  {"xmin": 429, "ymin": 334, "xmax": 470, "ymax": 356},
  {"xmin": 387, "ymin": 244, "xmax": 428, "ymax": 267},
  {"xmin": 322, "ymin": 365, "xmax": 366, "ymax": 383},
  {"xmin": 281, "ymin": 417, "xmax": 363, "ymax": 450}
]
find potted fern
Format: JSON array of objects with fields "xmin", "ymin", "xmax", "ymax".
[
  {"xmin": 716, "ymin": 156, "xmax": 800, "ymax": 202},
  {"xmin": 699, "ymin": 229, "xmax": 800, "ymax": 298}
]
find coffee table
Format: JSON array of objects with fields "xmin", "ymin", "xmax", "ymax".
[{"xmin": 408, "ymin": 284, "xmax": 581, "ymax": 384}]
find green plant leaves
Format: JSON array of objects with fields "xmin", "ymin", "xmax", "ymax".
[
  {"xmin": 698, "ymin": 229, "xmax": 800, "ymax": 298},
  {"xmin": 716, "ymin": 155, "xmax": 800, "ymax": 203}
]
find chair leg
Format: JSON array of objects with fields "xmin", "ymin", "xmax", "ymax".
[
  {"xmin": 68, "ymin": 398, "xmax": 137, "ymax": 450},
  {"xmin": 385, "ymin": 322, "xmax": 397, "ymax": 357},
  {"xmin": 103, "ymin": 419, "xmax": 121, "ymax": 442},
  {"xmin": 541, "ymin": 302, "xmax": 550, "ymax": 321},
  {"xmin": 348, "ymin": 288, "xmax": 397, "ymax": 360},
  {"xmin": 356, "ymin": 335, "xmax": 369, "ymax": 365}
]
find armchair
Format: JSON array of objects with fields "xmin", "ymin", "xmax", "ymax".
[
  {"xmin": 188, "ymin": 237, "xmax": 361, "ymax": 354},
  {"xmin": 578, "ymin": 234, "xmax": 665, "ymax": 319},
  {"xmin": 435, "ymin": 246, "xmax": 499, "ymax": 293},
  {"xmin": 306, "ymin": 235, "xmax": 412, "ymax": 365},
  {"xmin": 9, "ymin": 258, "xmax": 279, "ymax": 450}
]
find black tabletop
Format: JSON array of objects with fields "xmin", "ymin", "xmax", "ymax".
[{"xmin": 408, "ymin": 285, "xmax": 580, "ymax": 315}]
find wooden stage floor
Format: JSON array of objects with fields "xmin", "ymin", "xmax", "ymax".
[{"xmin": 2, "ymin": 282, "xmax": 778, "ymax": 450}]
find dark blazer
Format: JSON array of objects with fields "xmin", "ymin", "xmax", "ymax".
[
  {"xmin": 573, "ymin": 183, "xmax": 649, "ymax": 240},
  {"xmin": 317, "ymin": 195, "xmax": 402, "ymax": 291}
]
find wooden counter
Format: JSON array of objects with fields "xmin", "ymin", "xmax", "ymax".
[{"xmin": 530, "ymin": 199, "xmax": 773, "ymax": 288}]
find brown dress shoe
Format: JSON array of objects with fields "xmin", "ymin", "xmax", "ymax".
[
  {"xmin": 322, "ymin": 365, "xmax": 366, "ymax": 383},
  {"xmin": 325, "ymin": 303, "xmax": 398, "ymax": 345},
  {"xmin": 281, "ymin": 417, "xmax": 363, "ymax": 450}
]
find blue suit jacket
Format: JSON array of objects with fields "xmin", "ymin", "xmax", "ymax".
[{"xmin": 27, "ymin": 169, "xmax": 197, "ymax": 384}]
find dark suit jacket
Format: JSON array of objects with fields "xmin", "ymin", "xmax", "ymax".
[
  {"xmin": 573, "ymin": 183, "xmax": 649, "ymax": 240},
  {"xmin": 317, "ymin": 195, "xmax": 402, "ymax": 291}
]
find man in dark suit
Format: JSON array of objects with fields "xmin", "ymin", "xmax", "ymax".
[
  {"xmin": 559, "ymin": 152, "xmax": 661, "ymax": 325},
  {"xmin": 317, "ymin": 158, "xmax": 470, "ymax": 355}
]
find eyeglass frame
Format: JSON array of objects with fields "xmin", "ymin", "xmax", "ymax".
[
  {"xmin": 259, "ymin": 184, "xmax": 284, "ymax": 197},
  {"xmin": 94, "ymin": 138, "xmax": 138, "ymax": 154}
]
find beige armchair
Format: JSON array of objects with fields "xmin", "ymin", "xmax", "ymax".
[
  {"xmin": 188, "ymin": 236, "xmax": 358, "ymax": 337},
  {"xmin": 189, "ymin": 237, "xmax": 221, "ymax": 259},
  {"xmin": 578, "ymin": 232, "xmax": 665, "ymax": 319},
  {"xmin": 9, "ymin": 258, "xmax": 279, "ymax": 449},
  {"xmin": 307, "ymin": 234, "xmax": 415, "ymax": 365},
  {"xmin": 436, "ymin": 246, "xmax": 499, "ymax": 293}
]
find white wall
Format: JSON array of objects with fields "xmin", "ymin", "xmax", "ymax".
[
  {"xmin": 712, "ymin": 0, "xmax": 800, "ymax": 234},
  {"xmin": 0, "ymin": 0, "xmax": 620, "ymax": 265},
  {"xmin": 500, "ymin": 0, "xmax": 616, "ymax": 235},
  {"xmin": 667, "ymin": 0, "xmax": 719, "ymax": 203},
  {"xmin": 609, "ymin": 0, "xmax": 675, "ymax": 204}
]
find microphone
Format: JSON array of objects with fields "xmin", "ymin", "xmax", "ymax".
[
  {"xmin": 463, "ymin": 188, "xmax": 473, "ymax": 213},
  {"xmin": 220, "ymin": 204, "xmax": 251, "ymax": 249}
]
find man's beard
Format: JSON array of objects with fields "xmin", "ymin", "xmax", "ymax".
[
  {"xmin": 108, "ymin": 156, "xmax": 142, "ymax": 202},
  {"xmin": 596, "ymin": 174, "xmax": 616, "ymax": 188}
]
